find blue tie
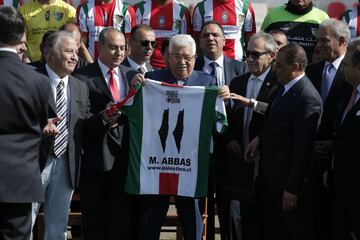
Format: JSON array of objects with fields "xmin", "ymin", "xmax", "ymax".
[{"xmin": 321, "ymin": 63, "xmax": 333, "ymax": 103}]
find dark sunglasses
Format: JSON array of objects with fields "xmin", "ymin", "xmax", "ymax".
[
  {"xmin": 245, "ymin": 50, "xmax": 270, "ymax": 59},
  {"xmin": 133, "ymin": 39, "xmax": 157, "ymax": 48}
]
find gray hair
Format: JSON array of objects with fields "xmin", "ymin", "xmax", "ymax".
[
  {"xmin": 43, "ymin": 31, "xmax": 76, "ymax": 60},
  {"xmin": 319, "ymin": 18, "xmax": 351, "ymax": 43},
  {"xmin": 248, "ymin": 31, "xmax": 277, "ymax": 53},
  {"xmin": 98, "ymin": 27, "xmax": 123, "ymax": 46},
  {"xmin": 169, "ymin": 34, "xmax": 196, "ymax": 55},
  {"xmin": 347, "ymin": 37, "xmax": 360, "ymax": 65}
]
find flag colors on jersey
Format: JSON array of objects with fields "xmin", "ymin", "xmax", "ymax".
[{"xmin": 121, "ymin": 80, "xmax": 227, "ymax": 198}]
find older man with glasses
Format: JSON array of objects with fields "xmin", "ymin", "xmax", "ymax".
[
  {"xmin": 122, "ymin": 24, "xmax": 156, "ymax": 73},
  {"xmin": 226, "ymin": 31, "xmax": 281, "ymax": 240},
  {"xmin": 131, "ymin": 33, "xmax": 230, "ymax": 240}
]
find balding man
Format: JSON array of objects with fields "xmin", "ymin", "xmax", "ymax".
[
  {"xmin": 246, "ymin": 44, "xmax": 322, "ymax": 240},
  {"xmin": 75, "ymin": 27, "xmax": 139, "ymax": 240}
]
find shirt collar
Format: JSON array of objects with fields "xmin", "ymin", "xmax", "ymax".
[
  {"xmin": 249, "ymin": 66, "xmax": 271, "ymax": 82},
  {"xmin": 204, "ymin": 55, "xmax": 224, "ymax": 69},
  {"xmin": 0, "ymin": 47, "xmax": 17, "ymax": 54},
  {"xmin": 98, "ymin": 58, "xmax": 119, "ymax": 77},
  {"xmin": 284, "ymin": 72, "xmax": 305, "ymax": 93},
  {"xmin": 45, "ymin": 63, "xmax": 69, "ymax": 88},
  {"xmin": 326, "ymin": 54, "xmax": 345, "ymax": 70},
  {"xmin": 127, "ymin": 57, "xmax": 147, "ymax": 72}
]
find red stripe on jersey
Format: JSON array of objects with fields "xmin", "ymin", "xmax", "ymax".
[
  {"xmin": 159, "ymin": 172, "xmax": 179, "ymax": 195},
  {"xmin": 149, "ymin": 0, "xmax": 174, "ymax": 69},
  {"xmin": 224, "ymin": 39, "xmax": 235, "ymax": 59},
  {"xmin": 357, "ymin": 5, "xmax": 360, "ymax": 37},
  {"xmin": 247, "ymin": 3, "xmax": 256, "ymax": 34},
  {"xmin": 94, "ymin": 41, "xmax": 99, "ymax": 60},
  {"xmin": 161, "ymin": 82, "xmax": 184, "ymax": 88},
  {"xmin": 94, "ymin": 0, "xmax": 116, "ymax": 27},
  {"xmin": 212, "ymin": 0, "xmax": 236, "ymax": 25}
]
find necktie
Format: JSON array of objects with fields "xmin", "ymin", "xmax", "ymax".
[
  {"xmin": 321, "ymin": 63, "xmax": 334, "ymax": 103},
  {"xmin": 342, "ymin": 87, "xmax": 358, "ymax": 122},
  {"xmin": 53, "ymin": 80, "xmax": 68, "ymax": 157},
  {"xmin": 108, "ymin": 69, "xmax": 120, "ymax": 101},
  {"xmin": 243, "ymin": 78, "xmax": 259, "ymax": 147},
  {"xmin": 210, "ymin": 62, "xmax": 219, "ymax": 86},
  {"xmin": 137, "ymin": 66, "xmax": 146, "ymax": 74}
]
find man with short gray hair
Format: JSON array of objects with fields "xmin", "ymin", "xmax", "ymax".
[
  {"xmin": 32, "ymin": 30, "xmax": 91, "ymax": 240},
  {"xmin": 305, "ymin": 18, "xmax": 353, "ymax": 240}
]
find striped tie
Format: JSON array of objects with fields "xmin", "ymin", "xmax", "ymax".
[{"xmin": 53, "ymin": 80, "xmax": 68, "ymax": 157}]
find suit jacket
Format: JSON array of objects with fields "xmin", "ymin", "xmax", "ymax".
[
  {"xmin": 306, "ymin": 60, "xmax": 352, "ymax": 140},
  {"xmin": 261, "ymin": 76, "xmax": 322, "ymax": 194},
  {"xmin": 37, "ymin": 65, "xmax": 90, "ymax": 188},
  {"xmin": 194, "ymin": 55, "xmax": 247, "ymax": 86},
  {"xmin": 0, "ymin": 51, "xmax": 50, "ymax": 203},
  {"xmin": 334, "ymin": 94, "xmax": 360, "ymax": 202},
  {"xmin": 75, "ymin": 62, "xmax": 138, "ymax": 172},
  {"xmin": 122, "ymin": 57, "xmax": 153, "ymax": 72},
  {"xmin": 145, "ymin": 69, "xmax": 215, "ymax": 86},
  {"xmin": 228, "ymin": 68, "xmax": 280, "ymax": 151}
]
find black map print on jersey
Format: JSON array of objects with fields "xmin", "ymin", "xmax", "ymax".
[
  {"xmin": 173, "ymin": 109, "xmax": 184, "ymax": 154},
  {"xmin": 158, "ymin": 108, "xmax": 169, "ymax": 153}
]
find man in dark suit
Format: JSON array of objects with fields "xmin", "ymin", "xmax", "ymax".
[
  {"xmin": 227, "ymin": 32, "xmax": 281, "ymax": 240},
  {"xmin": 194, "ymin": 20, "xmax": 247, "ymax": 239},
  {"xmin": 122, "ymin": 24, "xmax": 155, "ymax": 73},
  {"xmin": 75, "ymin": 27, "xmax": 139, "ymax": 240},
  {"xmin": 333, "ymin": 37, "xmax": 360, "ymax": 240},
  {"xmin": 132, "ymin": 33, "xmax": 230, "ymax": 240},
  {"xmin": 0, "ymin": 6, "xmax": 50, "ymax": 240},
  {"xmin": 31, "ymin": 31, "xmax": 90, "ymax": 240},
  {"xmin": 246, "ymin": 44, "xmax": 322, "ymax": 240},
  {"xmin": 305, "ymin": 18, "xmax": 353, "ymax": 240}
]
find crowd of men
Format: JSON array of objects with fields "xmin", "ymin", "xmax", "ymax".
[{"xmin": 0, "ymin": 0, "xmax": 360, "ymax": 240}]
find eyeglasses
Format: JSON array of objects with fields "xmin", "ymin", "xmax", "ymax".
[
  {"xmin": 245, "ymin": 50, "xmax": 270, "ymax": 59},
  {"xmin": 169, "ymin": 54, "xmax": 196, "ymax": 62},
  {"xmin": 133, "ymin": 39, "xmax": 157, "ymax": 48}
]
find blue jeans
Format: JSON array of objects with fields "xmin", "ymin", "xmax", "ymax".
[{"xmin": 32, "ymin": 155, "xmax": 73, "ymax": 240}]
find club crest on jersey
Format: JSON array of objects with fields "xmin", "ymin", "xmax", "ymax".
[
  {"xmin": 45, "ymin": 10, "xmax": 50, "ymax": 21},
  {"xmin": 114, "ymin": 15, "xmax": 124, "ymax": 26},
  {"xmin": 222, "ymin": 11, "xmax": 228, "ymax": 23},
  {"xmin": 54, "ymin": 11, "xmax": 64, "ymax": 21},
  {"xmin": 236, "ymin": 14, "xmax": 244, "ymax": 25},
  {"xmin": 159, "ymin": 15, "xmax": 165, "ymax": 28},
  {"xmin": 173, "ymin": 19, "xmax": 181, "ymax": 31}
]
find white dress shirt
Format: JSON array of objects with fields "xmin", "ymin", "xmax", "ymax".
[
  {"xmin": 127, "ymin": 57, "xmax": 148, "ymax": 73},
  {"xmin": 283, "ymin": 73, "xmax": 305, "ymax": 95},
  {"xmin": 45, "ymin": 64, "xmax": 70, "ymax": 109},
  {"xmin": 203, "ymin": 55, "xmax": 225, "ymax": 86},
  {"xmin": 98, "ymin": 59, "xmax": 127, "ymax": 99}
]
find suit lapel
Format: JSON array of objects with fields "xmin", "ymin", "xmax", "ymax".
[
  {"xmin": 194, "ymin": 57, "xmax": 205, "ymax": 72},
  {"xmin": 257, "ymin": 69, "xmax": 275, "ymax": 101},
  {"xmin": 68, "ymin": 75, "xmax": 79, "ymax": 131},
  {"xmin": 223, "ymin": 57, "xmax": 232, "ymax": 85},
  {"xmin": 93, "ymin": 63, "xmax": 113, "ymax": 100}
]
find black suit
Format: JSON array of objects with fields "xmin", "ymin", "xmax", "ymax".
[
  {"xmin": 260, "ymin": 75, "xmax": 322, "ymax": 240},
  {"xmin": 194, "ymin": 55, "xmax": 247, "ymax": 239},
  {"xmin": 0, "ymin": 51, "xmax": 50, "ymax": 240},
  {"xmin": 121, "ymin": 57, "xmax": 153, "ymax": 72},
  {"xmin": 306, "ymin": 60, "xmax": 352, "ymax": 240},
  {"xmin": 333, "ymin": 89, "xmax": 360, "ymax": 240},
  {"xmin": 227, "ymin": 68, "xmax": 280, "ymax": 240},
  {"xmin": 75, "ymin": 62, "xmax": 138, "ymax": 240}
]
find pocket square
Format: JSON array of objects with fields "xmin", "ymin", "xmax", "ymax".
[{"xmin": 356, "ymin": 110, "xmax": 360, "ymax": 116}]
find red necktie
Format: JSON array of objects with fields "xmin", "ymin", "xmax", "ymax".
[{"xmin": 108, "ymin": 69, "xmax": 120, "ymax": 101}]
